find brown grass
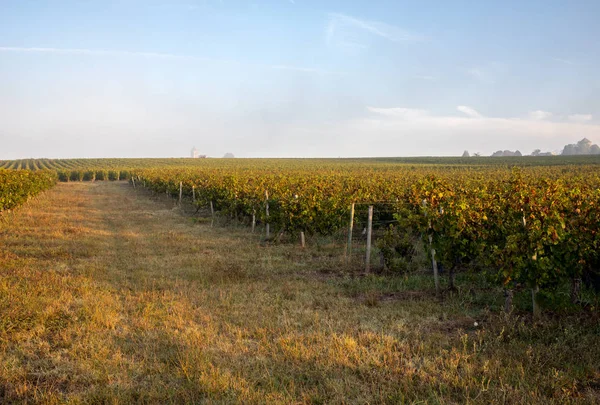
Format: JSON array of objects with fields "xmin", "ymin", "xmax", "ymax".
[{"xmin": 0, "ymin": 182, "xmax": 598, "ymax": 404}]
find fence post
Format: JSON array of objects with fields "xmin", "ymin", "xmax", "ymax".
[
  {"xmin": 365, "ymin": 205, "xmax": 373, "ymax": 273},
  {"xmin": 300, "ymin": 231, "xmax": 306, "ymax": 248},
  {"xmin": 532, "ymin": 285, "xmax": 541, "ymax": 318},
  {"xmin": 429, "ymin": 234, "xmax": 440, "ymax": 296},
  {"xmin": 252, "ymin": 209, "xmax": 256, "ymax": 233},
  {"xmin": 265, "ymin": 191, "xmax": 270, "ymax": 239},
  {"xmin": 179, "ymin": 182, "xmax": 183, "ymax": 204},
  {"xmin": 132, "ymin": 177, "xmax": 136, "ymax": 188},
  {"xmin": 346, "ymin": 203, "xmax": 355, "ymax": 261},
  {"xmin": 504, "ymin": 289, "xmax": 513, "ymax": 313},
  {"xmin": 192, "ymin": 186, "xmax": 196, "ymax": 203},
  {"xmin": 210, "ymin": 201, "xmax": 215, "ymax": 227}
]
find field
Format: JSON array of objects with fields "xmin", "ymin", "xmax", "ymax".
[{"xmin": 1, "ymin": 157, "xmax": 599, "ymax": 403}]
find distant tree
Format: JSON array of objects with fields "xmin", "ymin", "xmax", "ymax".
[
  {"xmin": 462, "ymin": 150, "xmax": 470, "ymax": 157},
  {"xmin": 492, "ymin": 150, "xmax": 522, "ymax": 157},
  {"xmin": 562, "ymin": 138, "xmax": 600, "ymax": 155},
  {"xmin": 223, "ymin": 153, "xmax": 235, "ymax": 158},
  {"xmin": 473, "ymin": 152, "xmax": 481, "ymax": 157}
]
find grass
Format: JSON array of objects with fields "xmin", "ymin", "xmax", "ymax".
[{"xmin": 0, "ymin": 182, "xmax": 598, "ymax": 404}]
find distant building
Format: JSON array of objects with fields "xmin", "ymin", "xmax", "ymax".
[{"xmin": 190, "ymin": 147, "xmax": 207, "ymax": 158}]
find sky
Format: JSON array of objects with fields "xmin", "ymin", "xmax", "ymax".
[{"xmin": 1, "ymin": 0, "xmax": 599, "ymax": 159}]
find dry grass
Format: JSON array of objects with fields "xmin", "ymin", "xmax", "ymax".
[{"xmin": 0, "ymin": 182, "xmax": 598, "ymax": 404}]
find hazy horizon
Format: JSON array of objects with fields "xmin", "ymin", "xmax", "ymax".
[{"xmin": 1, "ymin": 1, "xmax": 599, "ymax": 159}]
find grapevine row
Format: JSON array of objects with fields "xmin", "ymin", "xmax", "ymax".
[
  {"xmin": 0, "ymin": 169, "xmax": 58, "ymax": 212},
  {"xmin": 133, "ymin": 164, "xmax": 600, "ymax": 311}
]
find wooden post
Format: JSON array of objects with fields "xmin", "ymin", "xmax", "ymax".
[
  {"xmin": 429, "ymin": 234, "xmax": 440, "ymax": 296},
  {"xmin": 179, "ymin": 182, "xmax": 183, "ymax": 204},
  {"xmin": 365, "ymin": 205, "xmax": 373, "ymax": 273},
  {"xmin": 300, "ymin": 231, "xmax": 306, "ymax": 248},
  {"xmin": 210, "ymin": 201, "xmax": 215, "ymax": 227},
  {"xmin": 192, "ymin": 186, "xmax": 196, "ymax": 203},
  {"xmin": 571, "ymin": 277, "xmax": 582, "ymax": 304},
  {"xmin": 265, "ymin": 191, "xmax": 270, "ymax": 239},
  {"xmin": 132, "ymin": 177, "xmax": 136, "ymax": 188},
  {"xmin": 504, "ymin": 289, "xmax": 513, "ymax": 314},
  {"xmin": 532, "ymin": 285, "xmax": 541, "ymax": 318},
  {"xmin": 252, "ymin": 209, "xmax": 256, "ymax": 233},
  {"xmin": 346, "ymin": 203, "xmax": 355, "ymax": 260}
]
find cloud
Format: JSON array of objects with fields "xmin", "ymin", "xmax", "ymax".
[
  {"xmin": 366, "ymin": 105, "xmax": 600, "ymax": 138},
  {"xmin": 568, "ymin": 114, "xmax": 592, "ymax": 123},
  {"xmin": 465, "ymin": 66, "xmax": 497, "ymax": 83},
  {"xmin": 269, "ymin": 64, "xmax": 342, "ymax": 75},
  {"xmin": 0, "ymin": 46, "xmax": 215, "ymax": 61},
  {"xmin": 326, "ymin": 13, "xmax": 424, "ymax": 49},
  {"xmin": 466, "ymin": 68, "xmax": 484, "ymax": 80},
  {"xmin": 529, "ymin": 110, "xmax": 552, "ymax": 121},
  {"xmin": 552, "ymin": 57, "xmax": 576, "ymax": 66},
  {"xmin": 456, "ymin": 106, "xmax": 483, "ymax": 118},
  {"xmin": 0, "ymin": 46, "xmax": 338, "ymax": 75},
  {"xmin": 414, "ymin": 75, "xmax": 437, "ymax": 81},
  {"xmin": 366, "ymin": 107, "xmax": 428, "ymax": 119}
]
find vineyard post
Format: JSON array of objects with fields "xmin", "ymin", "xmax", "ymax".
[
  {"xmin": 346, "ymin": 203, "xmax": 355, "ymax": 261},
  {"xmin": 192, "ymin": 186, "xmax": 196, "ymax": 203},
  {"xmin": 132, "ymin": 177, "xmax": 136, "ymax": 188},
  {"xmin": 365, "ymin": 205, "xmax": 373, "ymax": 273},
  {"xmin": 210, "ymin": 201, "xmax": 215, "ymax": 227},
  {"xmin": 300, "ymin": 231, "xmax": 306, "ymax": 248},
  {"xmin": 265, "ymin": 191, "xmax": 270, "ymax": 239},
  {"xmin": 179, "ymin": 182, "xmax": 183, "ymax": 205},
  {"xmin": 252, "ymin": 208, "xmax": 256, "ymax": 233},
  {"xmin": 532, "ymin": 285, "xmax": 541, "ymax": 318},
  {"xmin": 428, "ymin": 234, "xmax": 440, "ymax": 295},
  {"xmin": 504, "ymin": 289, "xmax": 513, "ymax": 313}
]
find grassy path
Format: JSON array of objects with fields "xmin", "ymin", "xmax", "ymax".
[{"xmin": 0, "ymin": 182, "xmax": 598, "ymax": 404}]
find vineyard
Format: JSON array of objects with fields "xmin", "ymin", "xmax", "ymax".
[
  {"xmin": 1, "ymin": 157, "xmax": 600, "ymax": 402},
  {"xmin": 2, "ymin": 157, "xmax": 600, "ymax": 314},
  {"xmin": 133, "ymin": 162, "xmax": 600, "ymax": 314}
]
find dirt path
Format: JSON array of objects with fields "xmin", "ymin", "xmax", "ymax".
[{"xmin": 0, "ymin": 182, "xmax": 597, "ymax": 404}]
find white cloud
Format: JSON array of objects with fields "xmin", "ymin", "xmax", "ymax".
[
  {"xmin": 465, "ymin": 66, "xmax": 497, "ymax": 83},
  {"xmin": 552, "ymin": 57, "xmax": 576, "ymax": 66},
  {"xmin": 467, "ymin": 68, "xmax": 484, "ymax": 79},
  {"xmin": 366, "ymin": 107, "xmax": 428, "ymax": 119},
  {"xmin": 0, "ymin": 46, "xmax": 337, "ymax": 75},
  {"xmin": 529, "ymin": 110, "xmax": 552, "ymax": 121},
  {"xmin": 568, "ymin": 114, "xmax": 592, "ymax": 123},
  {"xmin": 326, "ymin": 13, "xmax": 424, "ymax": 49},
  {"xmin": 456, "ymin": 106, "xmax": 483, "ymax": 118},
  {"xmin": 414, "ymin": 75, "xmax": 437, "ymax": 81},
  {"xmin": 364, "ymin": 105, "xmax": 600, "ymax": 154},
  {"xmin": 0, "ymin": 46, "xmax": 205, "ymax": 60}
]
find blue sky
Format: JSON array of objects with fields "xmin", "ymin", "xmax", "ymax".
[{"xmin": 1, "ymin": 0, "xmax": 599, "ymax": 158}]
